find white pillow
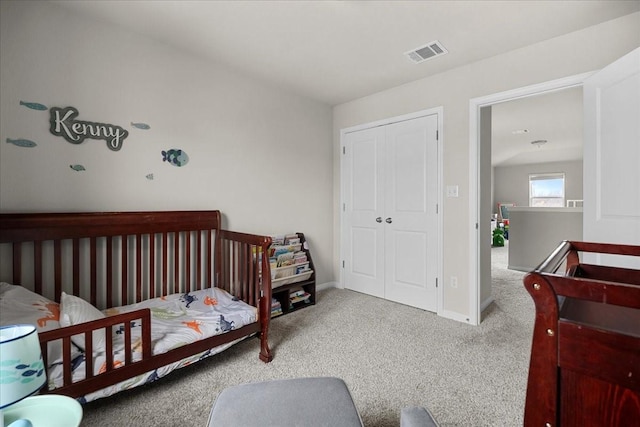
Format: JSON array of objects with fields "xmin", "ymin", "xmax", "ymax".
[
  {"xmin": 0, "ymin": 282, "xmax": 75, "ymax": 363},
  {"xmin": 59, "ymin": 292, "xmax": 107, "ymax": 352}
]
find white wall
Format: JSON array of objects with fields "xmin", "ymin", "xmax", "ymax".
[
  {"xmin": 494, "ymin": 160, "xmax": 583, "ymax": 210},
  {"xmin": 333, "ymin": 13, "xmax": 640, "ymax": 319},
  {"xmin": 0, "ymin": 1, "xmax": 334, "ymax": 284}
]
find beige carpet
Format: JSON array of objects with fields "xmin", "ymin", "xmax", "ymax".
[{"xmin": 80, "ymin": 243, "xmax": 532, "ymax": 427}]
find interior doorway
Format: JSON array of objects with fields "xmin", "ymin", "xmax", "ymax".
[
  {"xmin": 469, "ymin": 72, "xmax": 593, "ymax": 325},
  {"xmin": 488, "ymin": 87, "xmax": 584, "ymax": 276}
]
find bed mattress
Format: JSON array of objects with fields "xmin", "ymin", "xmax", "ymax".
[{"xmin": 0, "ymin": 283, "xmax": 257, "ymax": 403}]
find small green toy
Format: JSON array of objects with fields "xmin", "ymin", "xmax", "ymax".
[{"xmin": 492, "ymin": 228, "xmax": 505, "ymax": 247}]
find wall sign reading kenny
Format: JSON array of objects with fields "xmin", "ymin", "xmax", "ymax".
[{"xmin": 49, "ymin": 106, "xmax": 129, "ymax": 151}]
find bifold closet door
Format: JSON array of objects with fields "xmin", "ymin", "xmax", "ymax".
[
  {"xmin": 343, "ymin": 114, "xmax": 438, "ymax": 312},
  {"xmin": 342, "ymin": 125, "xmax": 386, "ymax": 299}
]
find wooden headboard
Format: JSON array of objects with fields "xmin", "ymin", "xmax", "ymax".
[{"xmin": 0, "ymin": 210, "xmax": 270, "ymax": 310}]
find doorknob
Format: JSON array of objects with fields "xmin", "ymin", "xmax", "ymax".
[
  {"xmin": 376, "ymin": 217, "xmax": 382, "ymax": 223},
  {"xmin": 385, "ymin": 217, "xmax": 392, "ymax": 224}
]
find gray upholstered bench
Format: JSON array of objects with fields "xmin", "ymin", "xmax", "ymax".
[
  {"xmin": 207, "ymin": 377, "xmax": 438, "ymax": 427},
  {"xmin": 207, "ymin": 377, "xmax": 363, "ymax": 427},
  {"xmin": 401, "ymin": 406, "xmax": 439, "ymax": 427}
]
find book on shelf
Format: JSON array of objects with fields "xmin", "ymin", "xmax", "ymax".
[
  {"xmin": 289, "ymin": 287, "xmax": 311, "ymax": 304},
  {"xmin": 293, "ymin": 251, "xmax": 307, "ymax": 263},
  {"xmin": 290, "ymin": 293, "xmax": 311, "ymax": 304},
  {"xmin": 284, "ymin": 234, "xmax": 299, "ymax": 244},
  {"xmin": 295, "ymin": 264, "xmax": 310, "ymax": 274},
  {"xmin": 276, "ymin": 251, "xmax": 295, "ymax": 267},
  {"xmin": 271, "ymin": 298, "xmax": 283, "ymax": 317},
  {"xmin": 289, "ymin": 288, "xmax": 306, "ymax": 298}
]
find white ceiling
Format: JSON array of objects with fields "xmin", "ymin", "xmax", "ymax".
[
  {"xmin": 50, "ymin": 1, "xmax": 638, "ymax": 166},
  {"xmin": 491, "ymin": 86, "xmax": 583, "ymax": 167}
]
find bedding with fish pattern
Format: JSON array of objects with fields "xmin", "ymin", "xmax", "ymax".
[{"xmin": 0, "ymin": 283, "xmax": 256, "ymax": 403}]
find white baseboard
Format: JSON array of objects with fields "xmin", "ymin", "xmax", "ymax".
[
  {"xmin": 507, "ymin": 264, "xmax": 532, "ymax": 273},
  {"xmin": 317, "ymin": 281, "xmax": 339, "ymax": 291},
  {"xmin": 317, "ymin": 282, "xmax": 483, "ymax": 326},
  {"xmin": 481, "ymin": 296, "xmax": 494, "ymax": 312},
  {"xmin": 438, "ymin": 309, "xmax": 476, "ymax": 325}
]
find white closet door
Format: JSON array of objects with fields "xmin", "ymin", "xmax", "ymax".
[
  {"xmin": 384, "ymin": 115, "xmax": 438, "ymax": 311},
  {"xmin": 342, "ymin": 125, "xmax": 385, "ymax": 298},
  {"xmin": 342, "ymin": 113, "xmax": 439, "ymax": 311}
]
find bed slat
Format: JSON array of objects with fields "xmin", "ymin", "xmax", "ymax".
[
  {"xmin": 174, "ymin": 232, "xmax": 179, "ymax": 294},
  {"xmin": 106, "ymin": 237, "xmax": 113, "ymax": 308},
  {"xmin": 149, "ymin": 233, "xmax": 155, "ymax": 300},
  {"xmin": 162, "ymin": 231, "xmax": 168, "ymax": 296},
  {"xmin": 34, "ymin": 241, "xmax": 42, "ymax": 295},
  {"xmin": 90, "ymin": 237, "xmax": 97, "ymax": 306},
  {"xmin": 136, "ymin": 234, "xmax": 142, "ymax": 301},
  {"xmin": 54, "ymin": 240, "xmax": 61, "ymax": 299}
]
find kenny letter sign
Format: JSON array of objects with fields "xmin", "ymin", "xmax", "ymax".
[{"xmin": 49, "ymin": 106, "xmax": 129, "ymax": 151}]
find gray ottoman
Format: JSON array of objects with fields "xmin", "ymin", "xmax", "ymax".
[
  {"xmin": 207, "ymin": 377, "xmax": 363, "ymax": 427},
  {"xmin": 400, "ymin": 406, "xmax": 439, "ymax": 427}
]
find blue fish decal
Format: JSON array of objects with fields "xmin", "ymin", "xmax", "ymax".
[
  {"xmin": 20, "ymin": 101, "xmax": 48, "ymax": 111},
  {"xmin": 162, "ymin": 149, "xmax": 189, "ymax": 167},
  {"xmin": 6, "ymin": 138, "xmax": 37, "ymax": 147},
  {"xmin": 70, "ymin": 164, "xmax": 86, "ymax": 171},
  {"xmin": 131, "ymin": 122, "xmax": 150, "ymax": 130}
]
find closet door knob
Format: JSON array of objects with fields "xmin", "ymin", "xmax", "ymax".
[
  {"xmin": 375, "ymin": 217, "xmax": 382, "ymax": 223},
  {"xmin": 385, "ymin": 217, "xmax": 392, "ymax": 224}
]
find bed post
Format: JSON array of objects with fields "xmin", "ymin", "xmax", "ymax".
[
  {"xmin": 215, "ymin": 227, "xmax": 273, "ymax": 363},
  {"xmin": 259, "ymin": 236, "xmax": 273, "ymax": 362},
  {"xmin": 523, "ymin": 273, "xmax": 559, "ymax": 427}
]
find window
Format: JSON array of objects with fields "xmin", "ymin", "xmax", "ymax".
[{"xmin": 529, "ymin": 173, "xmax": 565, "ymax": 207}]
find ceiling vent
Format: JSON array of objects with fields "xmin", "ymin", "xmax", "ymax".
[{"xmin": 405, "ymin": 40, "xmax": 448, "ymax": 64}]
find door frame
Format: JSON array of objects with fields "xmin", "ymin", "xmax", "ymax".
[
  {"xmin": 340, "ymin": 106, "xmax": 444, "ymax": 314},
  {"xmin": 468, "ymin": 72, "xmax": 594, "ymax": 325}
]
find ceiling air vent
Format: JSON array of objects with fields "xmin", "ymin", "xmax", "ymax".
[{"xmin": 405, "ymin": 40, "xmax": 448, "ymax": 64}]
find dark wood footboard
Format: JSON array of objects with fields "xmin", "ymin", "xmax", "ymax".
[
  {"xmin": 219, "ymin": 229, "xmax": 273, "ymax": 362},
  {"xmin": 523, "ymin": 241, "xmax": 640, "ymax": 427},
  {"xmin": 0, "ymin": 210, "xmax": 273, "ymax": 399}
]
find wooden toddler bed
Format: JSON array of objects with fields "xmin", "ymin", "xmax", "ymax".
[
  {"xmin": 523, "ymin": 240, "xmax": 640, "ymax": 426},
  {"xmin": 0, "ymin": 210, "xmax": 273, "ymax": 403}
]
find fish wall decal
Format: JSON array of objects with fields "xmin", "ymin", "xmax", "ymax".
[
  {"xmin": 162, "ymin": 149, "xmax": 189, "ymax": 167},
  {"xmin": 6, "ymin": 138, "xmax": 37, "ymax": 147},
  {"xmin": 69, "ymin": 164, "xmax": 86, "ymax": 171},
  {"xmin": 131, "ymin": 122, "xmax": 150, "ymax": 130},
  {"xmin": 20, "ymin": 101, "xmax": 48, "ymax": 111}
]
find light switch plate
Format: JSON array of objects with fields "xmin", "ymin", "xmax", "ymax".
[{"xmin": 446, "ymin": 185, "xmax": 459, "ymax": 197}]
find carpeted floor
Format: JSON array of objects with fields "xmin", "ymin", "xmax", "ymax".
[{"xmin": 80, "ymin": 243, "xmax": 532, "ymax": 427}]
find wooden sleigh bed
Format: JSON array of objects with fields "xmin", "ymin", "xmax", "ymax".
[
  {"xmin": 0, "ymin": 210, "xmax": 273, "ymax": 403},
  {"xmin": 523, "ymin": 240, "xmax": 640, "ymax": 427}
]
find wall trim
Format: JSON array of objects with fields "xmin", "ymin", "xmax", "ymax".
[
  {"xmin": 480, "ymin": 295, "xmax": 494, "ymax": 312},
  {"xmin": 468, "ymin": 71, "xmax": 595, "ymax": 326},
  {"xmin": 438, "ymin": 308, "xmax": 473, "ymax": 324},
  {"xmin": 317, "ymin": 281, "xmax": 339, "ymax": 291}
]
